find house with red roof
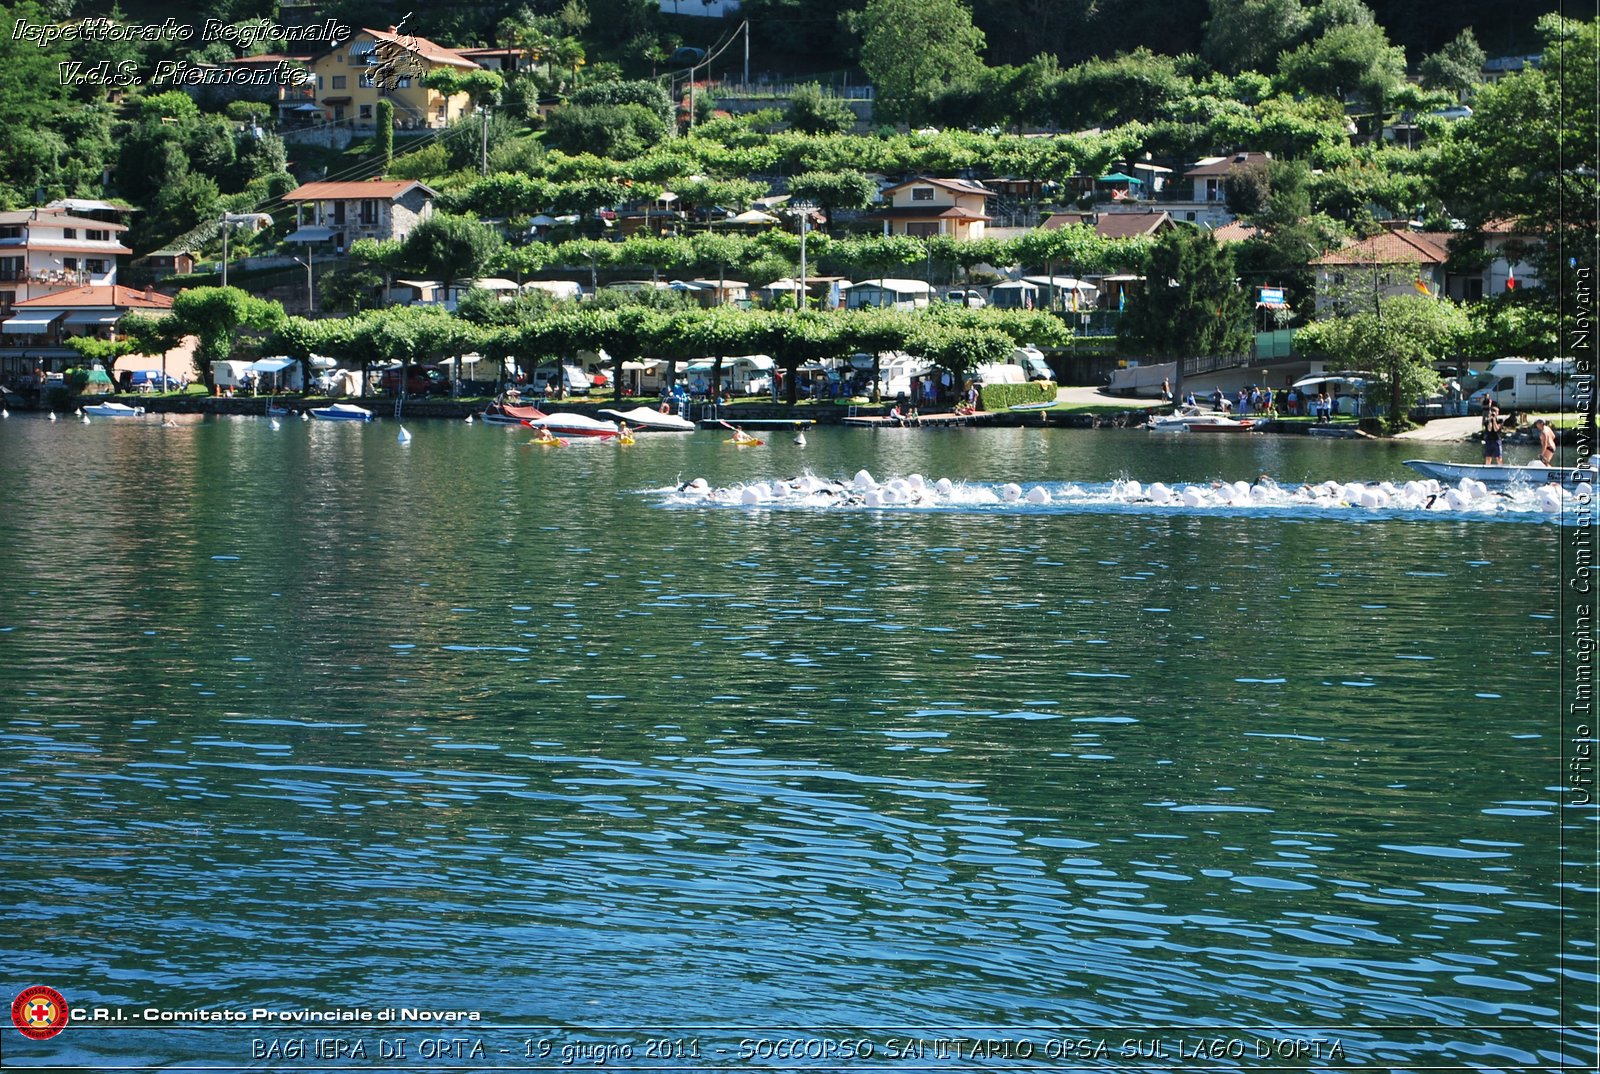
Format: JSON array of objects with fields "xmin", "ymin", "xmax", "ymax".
[
  {"xmin": 865, "ymin": 178, "xmax": 994, "ymax": 242},
  {"xmin": 1, "ymin": 285, "xmax": 173, "ymax": 375},
  {"xmin": 1309, "ymin": 225, "xmax": 1452, "ymax": 314},
  {"xmin": 282, "ymin": 179, "xmax": 438, "ymax": 249}
]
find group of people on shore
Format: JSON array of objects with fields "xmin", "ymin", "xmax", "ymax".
[
  {"xmin": 1160, "ymin": 378, "xmax": 1352, "ymax": 421},
  {"xmin": 1481, "ymin": 395, "xmax": 1557, "ymax": 466}
]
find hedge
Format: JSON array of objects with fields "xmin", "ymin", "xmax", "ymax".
[{"xmin": 978, "ymin": 381, "xmax": 1056, "ymax": 410}]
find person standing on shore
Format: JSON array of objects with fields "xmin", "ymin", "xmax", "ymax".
[
  {"xmin": 1534, "ymin": 418, "xmax": 1556, "ymax": 465},
  {"xmin": 1481, "ymin": 398, "xmax": 1505, "ymax": 465}
]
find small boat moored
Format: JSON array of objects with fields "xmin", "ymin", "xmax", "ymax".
[
  {"xmin": 521, "ymin": 413, "xmax": 619, "ymax": 438},
  {"xmin": 1148, "ymin": 408, "xmax": 1255, "ymax": 433},
  {"xmin": 310, "ymin": 403, "xmax": 375, "ymax": 422},
  {"xmin": 1403, "ymin": 458, "xmax": 1596, "ymax": 487},
  {"xmin": 597, "ymin": 406, "xmax": 696, "ymax": 432},
  {"xmin": 82, "ymin": 402, "xmax": 146, "ymax": 418}
]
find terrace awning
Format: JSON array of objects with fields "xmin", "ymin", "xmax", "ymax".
[
  {"xmin": 2, "ymin": 313, "xmax": 61, "ymax": 334},
  {"xmin": 61, "ymin": 311, "xmax": 122, "ymax": 327}
]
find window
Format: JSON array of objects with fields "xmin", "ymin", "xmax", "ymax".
[
  {"xmin": 1526, "ymin": 371, "xmax": 1561, "ymax": 386},
  {"xmin": 0, "ymin": 291, "xmax": 13, "ymax": 310},
  {"xmin": 87, "ymin": 229, "xmax": 109, "ymax": 242},
  {"xmin": 396, "ymin": 76, "xmax": 411, "ymax": 88},
  {"xmin": 1464, "ymin": 278, "xmax": 1483, "ymax": 301},
  {"xmin": 0, "ymin": 257, "xmax": 21, "ymax": 280},
  {"xmin": 62, "ymin": 228, "xmax": 77, "ymax": 239},
  {"xmin": 905, "ymin": 222, "xmax": 939, "ymax": 237},
  {"xmin": 0, "ymin": 225, "xmax": 21, "ymax": 240},
  {"xmin": 62, "ymin": 257, "xmax": 78, "ymax": 270},
  {"xmin": 359, "ymin": 104, "xmax": 373, "ymax": 119},
  {"xmin": 910, "ymin": 187, "xmax": 935, "ymax": 202},
  {"xmin": 360, "ymin": 73, "xmax": 374, "ymax": 88},
  {"xmin": 332, "ymin": 75, "xmax": 347, "ymax": 89},
  {"xmin": 86, "ymin": 259, "xmax": 107, "ymax": 274},
  {"xmin": 1185, "ymin": 211, "xmax": 1196, "ymax": 222}
]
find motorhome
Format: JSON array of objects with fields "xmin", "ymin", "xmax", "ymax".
[
  {"xmin": 1468, "ymin": 358, "xmax": 1586, "ymax": 411},
  {"xmin": 975, "ymin": 347, "xmax": 1055, "ymax": 386}
]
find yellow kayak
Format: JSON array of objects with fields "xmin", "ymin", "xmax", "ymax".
[{"xmin": 531, "ymin": 433, "xmax": 568, "ymax": 446}]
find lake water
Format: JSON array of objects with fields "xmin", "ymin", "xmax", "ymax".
[{"xmin": 1, "ymin": 414, "xmax": 1591, "ymax": 1071}]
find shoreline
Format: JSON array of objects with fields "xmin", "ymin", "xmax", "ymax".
[{"xmin": 25, "ymin": 392, "xmax": 1572, "ymax": 443}]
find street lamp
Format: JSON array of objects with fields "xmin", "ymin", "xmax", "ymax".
[
  {"xmin": 290, "ymin": 251, "xmax": 315, "ymax": 313},
  {"xmin": 219, "ymin": 212, "xmax": 272, "ymax": 288}
]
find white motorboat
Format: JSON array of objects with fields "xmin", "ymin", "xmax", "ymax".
[
  {"xmin": 522, "ymin": 412, "xmax": 619, "ymax": 438},
  {"xmin": 310, "ymin": 403, "xmax": 375, "ymax": 422},
  {"xmin": 1148, "ymin": 408, "xmax": 1255, "ymax": 433},
  {"xmin": 1403, "ymin": 458, "xmax": 1596, "ymax": 487},
  {"xmin": 82, "ymin": 402, "xmax": 146, "ymax": 418},
  {"xmin": 597, "ymin": 406, "xmax": 697, "ymax": 432},
  {"xmin": 481, "ymin": 401, "xmax": 547, "ymax": 426}
]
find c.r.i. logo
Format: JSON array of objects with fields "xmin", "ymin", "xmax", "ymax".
[{"xmin": 12, "ymin": 985, "xmax": 69, "ymax": 1040}]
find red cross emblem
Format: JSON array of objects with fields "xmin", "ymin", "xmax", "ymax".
[{"xmin": 12, "ymin": 986, "xmax": 68, "ymax": 1040}]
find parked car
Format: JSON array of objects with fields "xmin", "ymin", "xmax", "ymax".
[
  {"xmin": 379, "ymin": 364, "xmax": 447, "ymax": 396},
  {"xmin": 944, "ymin": 288, "xmax": 987, "ymax": 308}
]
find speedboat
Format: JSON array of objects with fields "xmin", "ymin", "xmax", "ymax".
[
  {"xmin": 521, "ymin": 413, "xmax": 619, "ymax": 438},
  {"xmin": 1404, "ymin": 458, "xmax": 1596, "ymax": 487},
  {"xmin": 310, "ymin": 403, "xmax": 374, "ymax": 422},
  {"xmin": 82, "ymin": 402, "xmax": 145, "ymax": 418},
  {"xmin": 482, "ymin": 401, "xmax": 547, "ymax": 426},
  {"xmin": 1148, "ymin": 408, "xmax": 1254, "ymax": 433},
  {"xmin": 597, "ymin": 406, "xmax": 696, "ymax": 432}
]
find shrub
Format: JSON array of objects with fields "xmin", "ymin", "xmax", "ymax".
[{"xmin": 977, "ymin": 381, "xmax": 1055, "ymax": 410}]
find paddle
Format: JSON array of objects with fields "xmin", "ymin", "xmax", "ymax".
[{"xmin": 717, "ymin": 418, "xmax": 764, "ymax": 446}]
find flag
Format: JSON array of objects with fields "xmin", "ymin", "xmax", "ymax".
[
  {"xmin": 1505, "ymin": 265, "xmax": 1516, "ymax": 291},
  {"xmin": 1413, "ymin": 278, "xmax": 1431, "ymax": 296}
]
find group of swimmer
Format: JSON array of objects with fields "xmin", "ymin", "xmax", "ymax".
[{"xmin": 671, "ymin": 469, "xmax": 1576, "ymax": 515}]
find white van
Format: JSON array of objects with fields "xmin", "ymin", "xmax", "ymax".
[
  {"xmin": 1469, "ymin": 358, "xmax": 1587, "ymax": 411},
  {"xmin": 533, "ymin": 363, "xmax": 591, "ymax": 395}
]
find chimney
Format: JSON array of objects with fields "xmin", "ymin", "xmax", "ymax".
[{"xmin": 144, "ymin": 285, "xmax": 154, "ymax": 302}]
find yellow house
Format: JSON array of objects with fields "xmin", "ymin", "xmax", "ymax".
[
  {"xmin": 306, "ymin": 27, "xmax": 476, "ymax": 129},
  {"xmin": 866, "ymin": 177, "xmax": 994, "ymax": 241}
]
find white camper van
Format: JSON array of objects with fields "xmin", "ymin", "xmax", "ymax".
[{"xmin": 1469, "ymin": 358, "xmax": 1586, "ymax": 411}]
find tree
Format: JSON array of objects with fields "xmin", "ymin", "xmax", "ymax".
[
  {"xmin": 1295, "ymin": 294, "xmax": 1463, "ymax": 431},
  {"xmin": 856, "ymin": 0, "xmax": 987, "ymax": 124},
  {"xmin": 1201, "ymin": 0, "xmax": 1308, "ymax": 74},
  {"xmin": 395, "ymin": 214, "xmax": 505, "ymax": 296},
  {"xmin": 544, "ymin": 103, "xmax": 669, "ymax": 157},
  {"xmin": 1277, "ymin": 22, "xmax": 1407, "ymax": 137},
  {"xmin": 1418, "ymin": 28, "xmax": 1485, "ymax": 101},
  {"xmin": 785, "ymin": 84, "xmax": 856, "ymax": 135},
  {"xmin": 123, "ymin": 287, "xmax": 284, "ymax": 389},
  {"xmin": 375, "ymin": 99, "xmax": 394, "ymax": 172},
  {"xmin": 1119, "ymin": 227, "xmax": 1252, "ymax": 359},
  {"xmin": 785, "ymin": 171, "xmax": 878, "ymax": 235}
]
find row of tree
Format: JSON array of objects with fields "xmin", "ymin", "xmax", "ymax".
[{"xmin": 110, "ymin": 284, "xmax": 1083, "ymax": 404}]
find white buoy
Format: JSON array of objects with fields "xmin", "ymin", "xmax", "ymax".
[
  {"xmin": 81, "ymin": 413, "xmax": 90, "ymax": 424},
  {"xmin": 793, "ymin": 430, "xmax": 806, "ymax": 446},
  {"xmin": 465, "ymin": 414, "xmax": 475, "ymax": 424},
  {"xmin": 300, "ymin": 411, "xmax": 309, "ymax": 421},
  {"xmin": 270, "ymin": 418, "xmax": 281, "ymax": 431},
  {"xmin": 49, "ymin": 411, "xmax": 57, "ymax": 421},
  {"xmin": 2, "ymin": 408, "xmax": 8, "ymax": 418},
  {"xmin": 397, "ymin": 426, "xmax": 412, "ymax": 443},
  {"xmin": 76, "ymin": 408, "xmax": 84, "ymax": 416}
]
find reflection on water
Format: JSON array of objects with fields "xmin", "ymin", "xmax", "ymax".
[{"xmin": 0, "ymin": 415, "xmax": 1586, "ymax": 1069}]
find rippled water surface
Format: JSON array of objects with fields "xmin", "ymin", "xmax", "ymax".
[{"xmin": 0, "ymin": 414, "xmax": 1590, "ymax": 1070}]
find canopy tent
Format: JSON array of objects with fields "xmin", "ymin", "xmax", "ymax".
[
  {"xmin": 1292, "ymin": 372, "xmax": 1373, "ymax": 390},
  {"xmin": 285, "ymin": 226, "xmax": 335, "ymax": 243},
  {"xmin": 715, "ymin": 209, "xmax": 779, "ymax": 226},
  {"xmin": 1097, "ymin": 172, "xmax": 1144, "ymax": 184},
  {"xmin": 248, "ymin": 357, "xmax": 298, "ymax": 374}
]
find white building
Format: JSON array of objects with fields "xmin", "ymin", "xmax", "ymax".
[{"xmin": 0, "ymin": 206, "xmax": 132, "ymax": 320}]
